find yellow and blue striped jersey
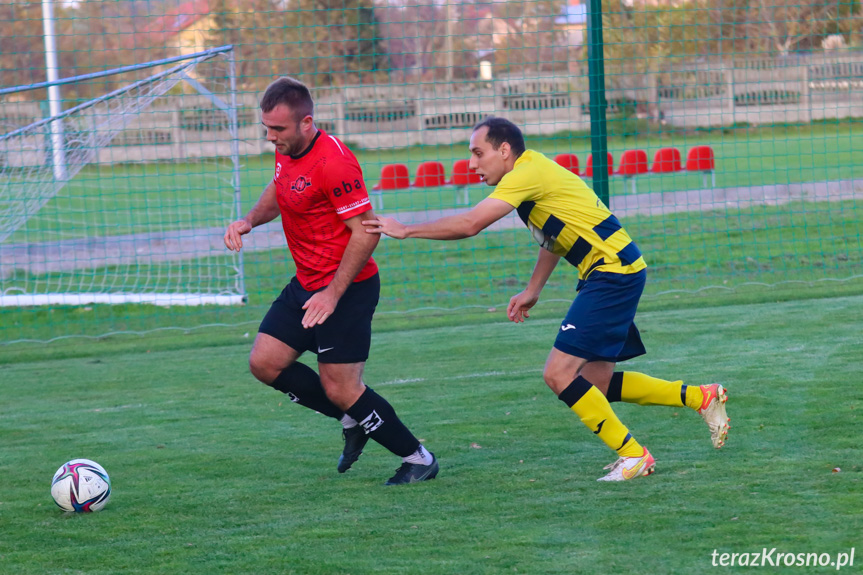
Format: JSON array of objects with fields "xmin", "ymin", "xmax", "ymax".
[{"xmin": 489, "ymin": 150, "xmax": 646, "ymax": 279}]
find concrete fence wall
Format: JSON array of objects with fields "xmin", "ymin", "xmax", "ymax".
[{"xmin": 1, "ymin": 53, "xmax": 861, "ymax": 167}]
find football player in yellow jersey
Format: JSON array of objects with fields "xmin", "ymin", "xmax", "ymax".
[{"xmin": 364, "ymin": 117, "xmax": 729, "ymax": 482}]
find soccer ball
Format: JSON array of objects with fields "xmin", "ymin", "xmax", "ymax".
[{"xmin": 50, "ymin": 459, "xmax": 112, "ymax": 513}]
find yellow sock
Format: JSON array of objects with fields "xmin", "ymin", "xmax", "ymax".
[
  {"xmin": 684, "ymin": 384, "xmax": 704, "ymax": 411},
  {"xmin": 608, "ymin": 371, "xmax": 703, "ymax": 410},
  {"xmin": 559, "ymin": 376, "xmax": 643, "ymax": 458}
]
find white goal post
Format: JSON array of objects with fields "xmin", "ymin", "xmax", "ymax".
[{"xmin": 0, "ymin": 46, "xmax": 246, "ymax": 307}]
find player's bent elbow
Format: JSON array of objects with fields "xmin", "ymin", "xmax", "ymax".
[{"xmin": 465, "ymin": 223, "xmax": 485, "ymax": 238}]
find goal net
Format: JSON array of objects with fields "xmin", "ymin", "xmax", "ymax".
[{"xmin": 0, "ymin": 47, "xmax": 245, "ymax": 307}]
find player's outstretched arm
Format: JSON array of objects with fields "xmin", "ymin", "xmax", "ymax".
[
  {"xmin": 362, "ymin": 215, "xmax": 410, "ymax": 239},
  {"xmin": 507, "ymin": 249, "xmax": 561, "ymax": 323},
  {"xmin": 224, "ymin": 182, "xmax": 281, "ymax": 252},
  {"xmin": 363, "ymin": 198, "xmax": 514, "ymax": 240}
]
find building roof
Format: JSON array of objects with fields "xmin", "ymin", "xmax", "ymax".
[{"xmin": 125, "ymin": 0, "xmax": 211, "ymax": 49}]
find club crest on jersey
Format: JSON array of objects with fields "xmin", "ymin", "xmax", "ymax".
[
  {"xmin": 291, "ymin": 176, "xmax": 311, "ymax": 193},
  {"xmin": 275, "ymin": 163, "xmax": 282, "ymax": 179}
]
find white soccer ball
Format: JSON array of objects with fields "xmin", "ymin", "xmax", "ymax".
[{"xmin": 50, "ymin": 459, "xmax": 112, "ymax": 513}]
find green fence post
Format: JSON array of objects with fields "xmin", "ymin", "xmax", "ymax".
[{"xmin": 586, "ymin": 0, "xmax": 610, "ymax": 206}]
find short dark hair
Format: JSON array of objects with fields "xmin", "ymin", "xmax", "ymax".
[
  {"xmin": 260, "ymin": 77, "xmax": 314, "ymax": 121},
  {"xmin": 472, "ymin": 117, "xmax": 525, "ymax": 157}
]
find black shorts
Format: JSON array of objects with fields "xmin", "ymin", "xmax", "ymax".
[
  {"xmin": 258, "ymin": 273, "xmax": 380, "ymax": 364},
  {"xmin": 553, "ymin": 269, "xmax": 647, "ymax": 363}
]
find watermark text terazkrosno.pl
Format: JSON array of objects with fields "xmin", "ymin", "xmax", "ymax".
[{"xmin": 711, "ymin": 548, "xmax": 854, "ymax": 570}]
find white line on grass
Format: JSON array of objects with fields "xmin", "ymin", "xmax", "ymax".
[{"xmin": 378, "ymin": 367, "xmax": 543, "ymax": 387}]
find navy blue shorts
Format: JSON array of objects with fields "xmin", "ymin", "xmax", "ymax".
[
  {"xmin": 258, "ymin": 273, "xmax": 380, "ymax": 364},
  {"xmin": 553, "ymin": 269, "xmax": 647, "ymax": 363}
]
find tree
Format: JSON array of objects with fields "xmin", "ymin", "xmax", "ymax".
[
  {"xmin": 491, "ymin": 0, "xmax": 568, "ymax": 75},
  {"xmin": 0, "ymin": 0, "xmax": 55, "ymax": 93},
  {"xmin": 378, "ymin": 1, "xmax": 448, "ymax": 82},
  {"xmin": 209, "ymin": 0, "xmax": 387, "ymax": 89},
  {"xmin": 0, "ymin": 0, "xmax": 175, "ymax": 102},
  {"xmin": 209, "ymin": 0, "xmax": 283, "ymax": 89},
  {"xmin": 748, "ymin": 0, "xmax": 859, "ymax": 56}
]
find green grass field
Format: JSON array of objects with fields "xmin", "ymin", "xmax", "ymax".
[
  {"xmin": 4, "ymin": 121, "xmax": 861, "ymax": 351},
  {"xmin": 2, "ymin": 295, "xmax": 861, "ymax": 574},
  {"xmin": 7, "ymin": 120, "xmax": 863, "ymax": 239},
  {"xmin": 3, "ymin": 196, "xmax": 862, "ymax": 354}
]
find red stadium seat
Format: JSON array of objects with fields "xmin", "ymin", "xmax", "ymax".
[
  {"xmin": 617, "ymin": 149, "xmax": 649, "ymax": 177},
  {"xmin": 449, "ymin": 159, "xmax": 482, "ymax": 186},
  {"xmin": 686, "ymin": 146, "xmax": 716, "ymax": 187},
  {"xmin": 651, "ymin": 147, "xmax": 682, "ymax": 173},
  {"xmin": 413, "ymin": 161, "xmax": 447, "ymax": 188},
  {"xmin": 686, "ymin": 145, "xmax": 715, "ymax": 172},
  {"xmin": 617, "ymin": 150, "xmax": 649, "ymax": 194},
  {"xmin": 554, "ymin": 153, "xmax": 580, "ymax": 175},
  {"xmin": 373, "ymin": 163, "xmax": 410, "ymax": 191},
  {"xmin": 370, "ymin": 163, "xmax": 410, "ymax": 209},
  {"xmin": 449, "ymin": 159, "xmax": 480, "ymax": 204},
  {"xmin": 616, "ymin": 149, "xmax": 649, "ymax": 193},
  {"xmin": 583, "ymin": 152, "xmax": 613, "ymax": 177}
]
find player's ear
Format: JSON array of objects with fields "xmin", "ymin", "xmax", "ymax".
[
  {"xmin": 499, "ymin": 141, "xmax": 511, "ymax": 159},
  {"xmin": 300, "ymin": 115, "xmax": 314, "ymax": 131}
]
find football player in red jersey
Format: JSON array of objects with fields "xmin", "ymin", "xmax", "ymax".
[{"xmin": 224, "ymin": 77, "xmax": 437, "ymax": 485}]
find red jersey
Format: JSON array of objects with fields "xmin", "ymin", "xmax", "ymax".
[{"xmin": 272, "ymin": 130, "xmax": 378, "ymax": 291}]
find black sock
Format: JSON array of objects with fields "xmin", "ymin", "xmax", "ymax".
[
  {"xmin": 606, "ymin": 372, "xmax": 624, "ymax": 403},
  {"xmin": 269, "ymin": 363, "xmax": 344, "ymax": 420},
  {"xmin": 345, "ymin": 387, "xmax": 420, "ymax": 458}
]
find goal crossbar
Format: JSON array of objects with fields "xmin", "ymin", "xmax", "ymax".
[
  {"xmin": 1, "ymin": 49, "xmax": 232, "ymax": 146},
  {"xmin": 0, "ymin": 46, "xmax": 245, "ymax": 308},
  {"xmin": 0, "ymin": 45, "xmax": 235, "ymax": 98}
]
